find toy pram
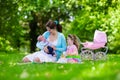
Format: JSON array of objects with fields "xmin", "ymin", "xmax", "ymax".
[{"xmin": 80, "ymin": 30, "xmax": 108, "ymax": 60}]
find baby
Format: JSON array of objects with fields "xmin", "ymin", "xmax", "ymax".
[{"xmin": 37, "ymin": 35, "xmax": 55, "ymax": 56}]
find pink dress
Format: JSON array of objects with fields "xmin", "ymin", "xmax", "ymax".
[
  {"xmin": 66, "ymin": 45, "xmax": 78, "ymax": 54},
  {"xmin": 57, "ymin": 45, "xmax": 80, "ymax": 63},
  {"xmin": 66, "ymin": 45, "xmax": 80, "ymax": 63}
]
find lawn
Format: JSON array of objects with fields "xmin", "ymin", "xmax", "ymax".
[{"xmin": 0, "ymin": 51, "xmax": 120, "ymax": 80}]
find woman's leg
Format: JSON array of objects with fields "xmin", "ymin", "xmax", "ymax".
[
  {"xmin": 22, "ymin": 57, "xmax": 31, "ymax": 62},
  {"xmin": 33, "ymin": 57, "xmax": 41, "ymax": 63},
  {"xmin": 22, "ymin": 51, "xmax": 40, "ymax": 63}
]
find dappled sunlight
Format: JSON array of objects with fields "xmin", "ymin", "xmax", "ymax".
[
  {"xmin": 9, "ymin": 62, "xmax": 16, "ymax": 67},
  {"xmin": 0, "ymin": 61, "xmax": 3, "ymax": 65},
  {"xmin": 79, "ymin": 58, "xmax": 120, "ymax": 80},
  {"xmin": 20, "ymin": 51, "xmax": 29, "ymax": 55},
  {"xmin": 63, "ymin": 69, "xmax": 69, "ymax": 75},
  {"xmin": 24, "ymin": 52, "xmax": 29, "ymax": 55},
  {"xmin": 116, "ymin": 72, "xmax": 120, "ymax": 80},
  {"xmin": 80, "ymin": 62, "xmax": 111, "ymax": 78},
  {"xmin": 57, "ymin": 65, "xmax": 72, "ymax": 75},
  {"xmin": 20, "ymin": 70, "xmax": 29, "ymax": 79},
  {"xmin": 58, "ymin": 65, "xmax": 64, "ymax": 69},
  {"xmin": 0, "ymin": 54, "xmax": 8, "ymax": 57},
  {"xmin": 92, "ymin": 66, "xmax": 96, "ymax": 71},
  {"xmin": 35, "ymin": 72, "xmax": 40, "ymax": 77},
  {"xmin": 44, "ymin": 72, "xmax": 51, "ymax": 78},
  {"xmin": 0, "ymin": 53, "xmax": 120, "ymax": 80}
]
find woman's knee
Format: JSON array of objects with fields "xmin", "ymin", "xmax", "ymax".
[
  {"xmin": 33, "ymin": 57, "xmax": 41, "ymax": 63},
  {"xmin": 22, "ymin": 57, "xmax": 30, "ymax": 62}
]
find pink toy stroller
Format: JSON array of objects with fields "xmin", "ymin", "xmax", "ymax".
[{"xmin": 80, "ymin": 30, "xmax": 108, "ymax": 60}]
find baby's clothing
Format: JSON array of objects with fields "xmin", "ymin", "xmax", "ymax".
[
  {"xmin": 25, "ymin": 38, "xmax": 57, "ymax": 62},
  {"xmin": 39, "ymin": 38, "xmax": 56, "ymax": 56}
]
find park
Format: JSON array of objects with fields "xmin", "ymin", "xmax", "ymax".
[{"xmin": 0, "ymin": 0, "xmax": 120, "ymax": 80}]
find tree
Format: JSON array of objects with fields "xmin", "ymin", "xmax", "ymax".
[{"xmin": 1, "ymin": 0, "xmax": 120, "ymax": 54}]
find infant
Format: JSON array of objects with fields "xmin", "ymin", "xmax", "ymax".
[{"xmin": 37, "ymin": 35, "xmax": 55, "ymax": 56}]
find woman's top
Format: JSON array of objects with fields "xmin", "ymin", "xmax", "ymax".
[
  {"xmin": 47, "ymin": 37, "xmax": 57, "ymax": 46},
  {"xmin": 36, "ymin": 31, "xmax": 67, "ymax": 60}
]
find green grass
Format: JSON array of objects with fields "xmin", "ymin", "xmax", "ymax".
[{"xmin": 0, "ymin": 51, "xmax": 120, "ymax": 80}]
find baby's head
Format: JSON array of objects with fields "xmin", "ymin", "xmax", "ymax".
[{"xmin": 37, "ymin": 35, "xmax": 46, "ymax": 41}]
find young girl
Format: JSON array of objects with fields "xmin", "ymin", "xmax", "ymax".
[{"xmin": 57, "ymin": 34, "xmax": 80, "ymax": 63}]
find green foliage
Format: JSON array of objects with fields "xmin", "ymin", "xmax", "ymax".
[
  {"xmin": 0, "ymin": 0, "xmax": 120, "ymax": 53},
  {"xmin": 0, "ymin": 0, "xmax": 23, "ymax": 51},
  {"xmin": 65, "ymin": 0, "xmax": 120, "ymax": 53},
  {"xmin": 106, "ymin": 5, "xmax": 120, "ymax": 53}
]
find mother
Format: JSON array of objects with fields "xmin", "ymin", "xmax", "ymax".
[{"xmin": 22, "ymin": 20, "xmax": 67, "ymax": 63}]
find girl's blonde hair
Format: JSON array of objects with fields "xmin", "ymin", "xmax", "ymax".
[{"xmin": 68, "ymin": 34, "xmax": 80, "ymax": 49}]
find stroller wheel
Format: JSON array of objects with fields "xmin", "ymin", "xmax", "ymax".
[
  {"xmin": 81, "ymin": 50, "xmax": 94, "ymax": 60},
  {"xmin": 95, "ymin": 52, "xmax": 106, "ymax": 60}
]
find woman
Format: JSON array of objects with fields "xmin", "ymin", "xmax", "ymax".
[{"xmin": 22, "ymin": 20, "xmax": 67, "ymax": 63}]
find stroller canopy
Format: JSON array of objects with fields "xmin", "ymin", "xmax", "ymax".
[
  {"xmin": 83, "ymin": 30, "xmax": 107, "ymax": 49},
  {"xmin": 94, "ymin": 30, "xmax": 107, "ymax": 43}
]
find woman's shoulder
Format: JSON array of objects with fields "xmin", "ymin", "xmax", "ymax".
[
  {"xmin": 43, "ymin": 31, "xmax": 50, "ymax": 38},
  {"xmin": 58, "ymin": 32, "xmax": 65, "ymax": 37},
  {"xmin": 43, "ymin": 31, "xmax": 50, "ymax": 35},
  {"xmin": 43, "ymin": 31, "xmax": 51, "ymax": 36}
]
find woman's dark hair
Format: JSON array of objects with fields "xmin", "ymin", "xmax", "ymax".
[
  {"xmin": 68, "ymin": 34, "xmax": 80, "ymax": 49},
  {"xmin": 46, "ymin": 20, "xmax": 62, "ymax": 32}
]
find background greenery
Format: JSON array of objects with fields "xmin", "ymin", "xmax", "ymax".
[
  {"xmin": 0, "ymin": 0, "xmax": 120, "ymax": 53},
  {"xmin": 0, "ymin": 0, "xmax": 120, "ymax": 80}
]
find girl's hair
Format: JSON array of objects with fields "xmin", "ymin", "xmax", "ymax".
[
  {"xmin": 46, "ymin": 20, "xmax": 62, "ymax": 32},
  {"xmin": 68, "ymin": 34, "xmax": 80, "ymax": 49}
]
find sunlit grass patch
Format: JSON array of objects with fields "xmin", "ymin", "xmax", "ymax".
[{"xmin": 0, "ymin": 52, "xmax": 120, "ymax": 80}]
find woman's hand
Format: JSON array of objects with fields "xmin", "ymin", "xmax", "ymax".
[
  {"xmin": 51, "ymin": 46, "xmax": 56, "ymax": 50},
  {"xmin": 44, "ymin": 46, "xmax": 49, "ymax": 53},
  {"xmin": 37, "ymin": 35, "xmax": 41, "ymax": 41}
]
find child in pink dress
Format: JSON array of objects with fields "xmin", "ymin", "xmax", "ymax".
[{"xmin": 57, "ymin": 34, "xmax": 80, "ymax": 63}]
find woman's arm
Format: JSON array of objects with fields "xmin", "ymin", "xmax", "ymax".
[
  {"xmin": 36, "ymin": 41, "xmax": 45, "ymax": 50},
  {"xmin": 56, "ymin": 33, "xmax": 67, "ymax": 52},
  {"xmin": 36, "ymin": 31, "xmax": 50, "ymax": 50}
]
